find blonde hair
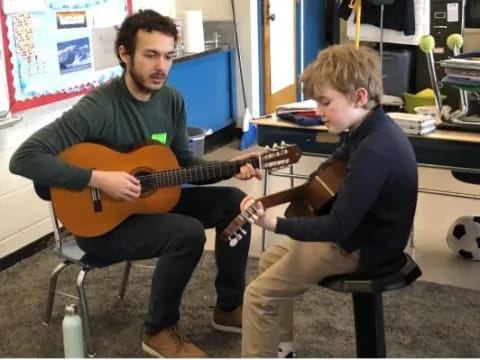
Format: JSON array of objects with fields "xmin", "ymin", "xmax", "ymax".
[{"xmin": 301, "ymin": 44, "xmax": 383, "ymax": 110}]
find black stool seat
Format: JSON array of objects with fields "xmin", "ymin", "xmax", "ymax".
[
  {"xmin": 320, "ymin": 253, "xmax": 421, "ymax": 293},
  {"xmin": 319, "ymin": 253, "xmax": 421, "ymax": 358},
  {"xmin": 451, "ymin": 171, "xmax": 480, "ymax": 185}
]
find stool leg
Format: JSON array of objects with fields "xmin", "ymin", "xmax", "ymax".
[
  {"xmin": 352, "ymin": 293, "xmax": 386, "ymax": 358},
  {"xmin": 118, "ymin": 261, "xmax": 132, "ymax": 299}
]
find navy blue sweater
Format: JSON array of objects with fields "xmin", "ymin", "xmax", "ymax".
[{"xmin": 275, "ymin": 107, "xmax": 418, "ymax": 271}]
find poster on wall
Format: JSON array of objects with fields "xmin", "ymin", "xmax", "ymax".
[
  {"xmin": 57, "ymin": 37, "xmax": 92, "ymax": 74},
  {"xmin": 2, "ymin": 0, "xmax": 132, "ymax": 112},
  {"xmin": 56, "ymin": 11, "xmax": 87, "ymax": 29}
]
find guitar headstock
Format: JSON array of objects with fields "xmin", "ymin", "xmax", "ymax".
[
  {"xmin": 221, "ymin": 203, "xmax": 260, "ymax": 247},
  {"xmin": 260, "ymin": 142, "xmax": 302, "ymax": 171}
]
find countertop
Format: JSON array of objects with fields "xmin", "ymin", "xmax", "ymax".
[{"xmin": 173, "ymin": 45, "xmax": 232, "ymax": 64}]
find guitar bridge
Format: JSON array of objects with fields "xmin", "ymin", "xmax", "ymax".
[{"xmin": 91, "ymin": 187, "xmax": 103, "ymax": 212}]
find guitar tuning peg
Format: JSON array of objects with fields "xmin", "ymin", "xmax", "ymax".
[
  {"xmin": 229, "ymin": 237, "xmax": 239, "ymax": 247},
  {"xmin": 264, "ymin": 145, "xmax": 271, "ymax": 151},
  {"xmin": 272, "ymin": 142, "xmax": 278, "ymax": 149},
  {"xmin": 240, "ymin": 228, "xmax": 247, "ymax": 235},
  {"xmin": 280, "ymin": 140, "xmax": 286, "ymax": 147}
]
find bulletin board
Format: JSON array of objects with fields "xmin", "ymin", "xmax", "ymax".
[{"xmin": 0, "ymin": 0, "xmax": 132, "ymax": 113}]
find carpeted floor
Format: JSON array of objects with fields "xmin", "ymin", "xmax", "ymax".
[{"xmin": 1, "ymin": 247, "xmax": 480, "ymax": 358}]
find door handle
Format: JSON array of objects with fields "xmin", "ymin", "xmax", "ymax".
[{"xmin": 268, "ymin": 13, "xmax": 276, "ymax": 21}]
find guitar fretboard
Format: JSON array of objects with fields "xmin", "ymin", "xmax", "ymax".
[{"xmin": 138, "ymin": 158, "xmax": 260, "ymax": 191}]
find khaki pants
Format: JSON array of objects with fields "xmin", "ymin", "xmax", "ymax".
[{"xmin": 241, "ymin": 239, "xmax": 360, "ymax": 357}]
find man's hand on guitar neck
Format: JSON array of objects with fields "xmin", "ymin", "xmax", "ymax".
[
  {"xmin": 89, "ymin": 170, "xmax": 141, "ymax": 201},
  {"xmin": 232, "ymin": 153, "xmax": 263, "ymax": 181},
  {"xmin": 240, "ymin": 195, "xmax": 277, "ymax": 232}
]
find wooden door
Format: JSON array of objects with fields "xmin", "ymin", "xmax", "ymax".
[{"xmin": 263, "ymin": 0, "xmax": 297, "ymax": 114}]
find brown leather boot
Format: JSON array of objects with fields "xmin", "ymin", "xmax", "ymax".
[
  {"xmin": 141, "ymin": 325, "xmax": 207, "ymax": 358},
  {"xmin": 212, "ymin": 305, "xmax": 242, "ymax": 333}
]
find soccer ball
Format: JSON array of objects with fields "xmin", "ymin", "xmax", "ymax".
[{"xmin": 446, "ymin": 216, "xmax": 480, "ymax": 260}]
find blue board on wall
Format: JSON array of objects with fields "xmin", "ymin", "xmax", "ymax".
[{"xmin": 0, "ymin": 0, "xmax": 132, "ymax": 112}]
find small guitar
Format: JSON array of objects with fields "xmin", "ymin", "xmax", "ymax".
[
  {"xmin": 221, "ymin": 160, "xmax": 346, "ymax": 247},
  {"xmin": 37, "ymin": 142, "xmax": 302, "ymax": 237}
]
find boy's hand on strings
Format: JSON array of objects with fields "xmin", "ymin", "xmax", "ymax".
[{"xmin": 240, "ymin": 195, "xmax": 277, "ymax": 232}]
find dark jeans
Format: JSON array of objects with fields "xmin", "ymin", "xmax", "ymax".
[{"xmin": 76, "ymin": 186, "xmax": 251, "ymax": 334}]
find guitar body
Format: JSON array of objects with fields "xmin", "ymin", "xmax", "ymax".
[
  {"xmin": 285, "ymin": 160, "xmax": 346, "ymax": 218},
  {"xmin": 51, "ymin": 143, "xmax": 181, "ymax": 237},
  {"xmin": 222, "ymin": 160, "xmax": 346, "ymax": 245}
]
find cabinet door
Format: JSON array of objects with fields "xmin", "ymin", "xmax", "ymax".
[{"xmin": 169, "ymin": 50, "xmax": 236, "ymax": 133}]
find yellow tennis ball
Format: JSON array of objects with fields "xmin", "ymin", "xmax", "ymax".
[
  {"xmin": 419, "ymin": 35, "xmax": 435, "ymax": 53},
  {"xmin": 446, "ymin": 33, "xmax": 463, "ymax": 50}
]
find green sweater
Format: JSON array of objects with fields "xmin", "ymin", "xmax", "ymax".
[{"xmin": 9, "ymin": 77, "xmax": 209, "ymax": 191}]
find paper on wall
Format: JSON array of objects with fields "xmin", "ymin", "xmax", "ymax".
[
  {"xmin": 0, "ymin": 29, "xmax": 9, "ymax": 114},
  {"xmin": 269, "ymin": 0, "xmax": 295, "ymax": 94},
  {"xmin": 3, "ymin": 0, "xmax": 46, "ymax": 14},
  {"xmin": 91, "ymin": 26, "xmax": 118, "ymax": 70}
]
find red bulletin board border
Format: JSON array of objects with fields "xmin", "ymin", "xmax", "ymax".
[{"xmin": 0, "ymin": 0, "xmax": 132, "ymax": 113}]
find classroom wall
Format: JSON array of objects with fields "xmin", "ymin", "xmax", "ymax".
[
  {"xmin": 463, "ymin": 28, "xmax": 480, "ymax": 52},
  {"xmin": 175, "ymin": 0, "xmax": 232, "ymax": 21},
  {"xmin": 133, "ymin": 0, "xmax": 176, "ymax": 18}
]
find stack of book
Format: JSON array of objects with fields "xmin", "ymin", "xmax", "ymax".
[
  {"xmin": 276, "ymin": 99, "xmax": 317, "ymax": 116},
  {"xmin": 440, "ymin": 56, "xmax": 480, "ymax": 80},
  {"xmin": 439, "ymin": 55, "xmax": 480, "ymax": 91},
  {"xmin": 276, "ymin": 99, "xmax": 322, "ymax": 126},
  {"xmin": 388, "ymin": 112, "xmax": 436, "ymax": 135}
]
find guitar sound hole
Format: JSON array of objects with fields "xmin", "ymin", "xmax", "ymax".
[{"xmin": 134, "ymin": 170, "xmax": 155, "ymax": 195}]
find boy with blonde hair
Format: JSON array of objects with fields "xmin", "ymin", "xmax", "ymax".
[{"xmin": 240, "ymin": 44, "xmax": 418, "ymax": 357}]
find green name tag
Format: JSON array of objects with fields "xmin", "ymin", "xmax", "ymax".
[{"xmin": 151, "ymin": 133, "xmax": 167, "ymax": 144}]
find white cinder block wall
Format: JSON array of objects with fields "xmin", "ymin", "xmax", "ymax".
[{"xmin": 0, "ymin": 98, "xmax": 81, "ymax": 258}]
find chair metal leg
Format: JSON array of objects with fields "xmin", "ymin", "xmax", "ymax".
[
  {"xmin": 118, "ymin": 261, "xmax": 132, "ymax": 299},
  {"xmin": 352, "ymin": 293, "xmax": 386, "ymax": 358},
  {"xmin": 77, "ymin": 269, "xmax": 96, "ymax": 357},
  {"xmin": 43, "ymin": 260, "xmax": 73, "ymax": 325}
]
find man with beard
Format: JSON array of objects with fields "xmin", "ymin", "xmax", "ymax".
[{"xmin": 10, "ymin": 10, "xmax": 261, "ymax": 358}]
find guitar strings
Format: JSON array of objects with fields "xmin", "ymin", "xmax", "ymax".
[
  {"xmin": 136, "ymin": 158, "xmax": 261, "ymax": 188},
  {"xmin": 135, "ymin": 147, "xmax": 292, "ymax": 190}
]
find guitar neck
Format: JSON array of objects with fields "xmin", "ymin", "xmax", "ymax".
[
  {"xmin": 220, "ymin": 184, "xmax": 306, "ymax": 242},
  {"xmin": 144, "ymin": 158, "xmax": 260, "ymax": 189},
  {"xmin": 257, "ymin": 184, "xmax": 306, "ymax": 210}
]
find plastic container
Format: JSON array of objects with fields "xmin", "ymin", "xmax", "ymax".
[
  {"xmin": 62, "ymin": 304, "xmax": 84, "ymax": 358},
  {"xmin": 403, "ymin": 93, "xmax": 447, "ymax": 114},
  {"xmin": 382, "ymin": 49, "xmax": 413, "ymax": 97},
  {"xmin": 187, "ymin": 127, "xmax": 206, "ymax": 157}
]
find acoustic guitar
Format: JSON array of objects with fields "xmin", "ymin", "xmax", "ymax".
[
  {"xmin": 35, "ymin": 142, "xmax": 302, "ymax": 237},
  {"xmin": 221, "ymin": 160, "xmax": 346, "ymax": 247}
]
